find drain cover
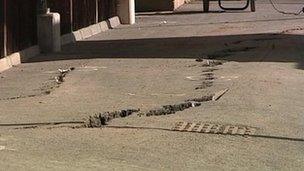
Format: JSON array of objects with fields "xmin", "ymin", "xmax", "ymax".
[{"xmin": 171, "ymin": 122, "xmax": 256, "ymax": 135}]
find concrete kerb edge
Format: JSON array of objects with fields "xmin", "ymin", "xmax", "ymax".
[
  {"xmin": 61, "ymin": 16, "xmax": 121, "ymax": 45},
  {"xmin": 79, "ymin": 27, "xmax": 93, "ymax": 39},
  {"xmin": 90, "ymin": 23, "xmax": 102, "ymax": 35},
  {"xmin": 99, "ymin": 21, "xmax": 109, "ymax": 32},
  {"xmin": 0, "ymin": 45, "xmax": 40, "ymax": 73},
  {"xmin": 0, "ymin": 16, "xmax": 121, "ymax": 72}
]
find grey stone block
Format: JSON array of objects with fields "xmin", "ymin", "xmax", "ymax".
[{"xmin": 108, "ymin": 16, "xmax": 121, "ymax": 28}]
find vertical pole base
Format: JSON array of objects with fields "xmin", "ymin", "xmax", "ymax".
[
  {"xmin": 37, "ymin": 12, "xmax": 61, "ymax": 53},
  {"xmin": 117, "ymin": 0, "xmax": 135, "ymax": 25}
]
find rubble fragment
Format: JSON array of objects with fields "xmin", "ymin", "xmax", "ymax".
[
  {"xmin": 212, "ymin": 88, "xmax": 229, "ymax": 101},
  {"xmin": 55, "ymin": 67, "xmax": 75, "ymax": 84},
  {"xmin": 201, "ymin": 60, "xmax": 224, "ymax": 67}
]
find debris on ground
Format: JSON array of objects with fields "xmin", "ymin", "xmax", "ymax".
[
  {"xmin": 0, "ymin": 146, "xmax": 5, "ymax": 151},
  {"xmin": 162, "ymin": 21, "xmax": 167, "ymax": 24},
  {"xmin": 195, "ymin": 58, "xmax": 225, "ymax": 67},
  {"xmin": 196, "ymin": 58, "xmax": 223, "ymax": 64},
  {"xmin": 195, "ymin": 58, "xmax": 204, "ymax": 62},
  {"xmin": 212, "ymin": 88, "xmax": 229, "ymax": 101},
  {"xmin": 186, "ymin": 76, "xmax": 201, "ymax": 81},
  {"xmin": 55, "ymin": 67, "xmax": 75, "ymax": 84},
  {"xmin": 202, "ymin": 60, "xmax": 224, "ymax": 67}
]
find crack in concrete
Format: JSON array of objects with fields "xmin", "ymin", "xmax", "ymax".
[
  {"xmin": 0, "ymin": 67, "xmax": 74, "ymax": 101},
  {"xmin": 0, "ymin": 89, "xmax": 228, "ymax": 129},
  {"xmin": 0, "ymin": 92, "xmax": 50, "ymax": 101},
  {"xmin": 195, "ymin": 81, "xmax": 213, "ymax": 90},
  {"xmin": 84, "ymin": 109, "xmax": 141, "ymax": 128},
  {"xmin": 194, "ymin": 59, "xmax": 222, "ymax": 90},
  {"xmin": 141, "ymin": 101, "xmax": 202, "ymax": 117}
]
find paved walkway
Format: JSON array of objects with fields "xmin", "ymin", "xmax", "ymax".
[{"xmin": 0, "ymin": 1, "xmax": 304, "ymax": 170}]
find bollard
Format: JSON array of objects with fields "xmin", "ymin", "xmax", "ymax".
[
  {"xmin": 117, "ymin": 0, "xmax": 135, "ymax": 24},
  {"xmin": 37, "ymin": 9, "xmax": 61, "ymax": 53}
]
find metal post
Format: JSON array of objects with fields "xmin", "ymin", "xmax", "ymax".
[
  {"xmin": 95, "ymin": 0, "xmax": 99, "ymax": 23},
  {"xmin": 70, "ymin": 0, "xmax": 73, "ymax": 31}
]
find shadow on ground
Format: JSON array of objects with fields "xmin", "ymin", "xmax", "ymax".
[
  {"xmin": 136, "ymin": 11, "xmax": 225, "ymax": 16},
  {"xmin": 136, "ymin": 10, "xmax": 254, "ymax": 16},
  {"xmin": 28, "ymin": 33, "xmax": 304, "ymax": 70}
]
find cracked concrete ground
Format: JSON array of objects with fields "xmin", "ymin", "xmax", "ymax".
[{"xmin": 1, "ymin": 0, "xmax": 304, "ymax": 170}]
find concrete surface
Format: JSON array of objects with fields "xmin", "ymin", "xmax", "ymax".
[
  {"xmin": 0, "ymin": 45, "xmax": 40, "ymax": 72},
  {"xmin": 0, "ymin": 0, "xmax": 304, "ymax": 170}
]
